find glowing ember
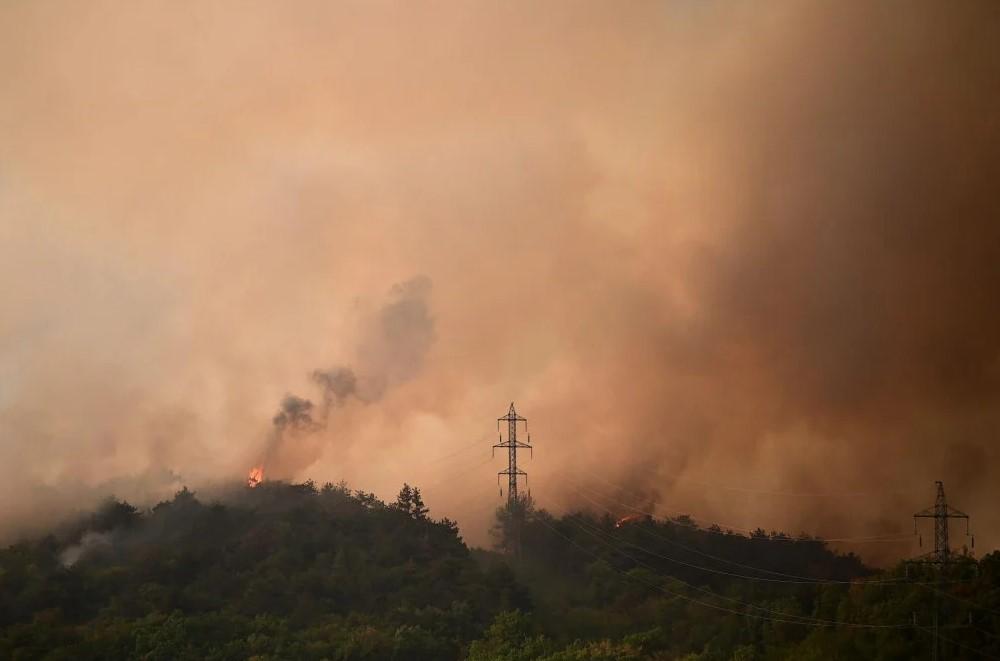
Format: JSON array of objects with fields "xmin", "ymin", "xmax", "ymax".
[
  {"xmin": 247, "ymin": 466, "xmax": 263, "ymax": 488},
  {"xmin": 615, "ymin": 514, "xmax": 643, "ymax": 528}
]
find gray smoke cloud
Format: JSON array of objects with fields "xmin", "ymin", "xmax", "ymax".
[
  {"xmin": 356, "ymin": 275, "xmax": 435, "ymax": 400},
  {"xmin": 255, "ymin": 276, "xmax": 435, "ymax": 480},
  {"xmin": 312, "ymin": 367, "xmax": 358, "ymax": 411}
]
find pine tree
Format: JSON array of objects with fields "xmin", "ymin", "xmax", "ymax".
[
  {"xmin": 394, "ymin": 483, "xmax": 429, "ymax": 520},
  {"xmin": 394, "ymin": 483, "xmax": 414, "ymax": 515},
  {"xmin": 410, "ymin": 487, "xmax": 429, "ymax": 521}
]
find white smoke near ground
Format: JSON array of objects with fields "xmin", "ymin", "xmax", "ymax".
[{"xmin": 59, "ymin": 531, "xmax": 113, "ymax": 568}]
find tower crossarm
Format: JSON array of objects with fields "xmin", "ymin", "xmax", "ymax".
[
  {"xmin": 914, "ymin": 507, "xmax": 968, "ymax": 519},
  {"xmin": 493, "ymin": 440, "xmax": 533, "ymax": 449}
]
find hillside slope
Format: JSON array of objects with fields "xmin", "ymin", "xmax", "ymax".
[{"xmin": 0, "ymin": 482, "xmax": 998, "ymax": 660}]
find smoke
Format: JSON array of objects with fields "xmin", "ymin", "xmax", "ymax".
[
  {"xmin": 356, "ymin": 275, "xmax": 435, "ymax": 400},
  {"xmin": 0, "ymin": 0, "xmax": 999, "ymax": 560},
  {"xmin": 312, "ymin": 367, "xmax": 357, "ymax": 410},
  {"xmin": 271, "ymin": 395, "xmax": 317, "ymax": 432},
  {"xmin": 59, "ymin": 531, "xmax": 113, "ymax": 568},
  {"xmin": 256, "ymin": 276, "xmax": 434, "ymax": 479}
]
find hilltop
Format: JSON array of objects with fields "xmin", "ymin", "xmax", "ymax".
[{"xmin": 0, "ymin": 481, "xmax": 997, "ymax": 660}]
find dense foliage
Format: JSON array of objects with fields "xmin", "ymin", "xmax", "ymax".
[
  {"xmin": 507, "ymin": 501, "xmax": 1000, "ymax": 660},
  {"xmin": 0, "ymin": 482, "xmax": 997, "ymax": 659},
  {"xmin": 0, "ymin": 482, "xmax": 526, "ymax": 660}
]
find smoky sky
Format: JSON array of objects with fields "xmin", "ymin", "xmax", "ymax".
[
  {"xmin": 1, "ymin": 0, "xmax": 999, "ymax": 559},
  {"xmin": 258, "ymin": 275, "xmax": 434, "ymax": 479}
]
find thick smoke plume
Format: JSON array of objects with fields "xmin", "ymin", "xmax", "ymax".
[
  {"xmin": 312, "ymin": 368, "xmax": 357, "ymax": 410},
  {"xmin": 256, "ymin": 277, "xmax": 434, "ymax": 480},
  {"xmin": 1, "ymin": 1, "xmax": 998, "ymax": 559}
]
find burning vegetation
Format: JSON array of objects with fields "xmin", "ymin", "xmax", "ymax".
[
  {"xmin": 5, "ymin": 478, "xmax": 987, "ymax": 660},
  {"xmin": 615, "ymin": 514, "xmax": 644, "ymax": 528},
  {"xmin": 247, "ymin": 466, "xmax": 263, "ymax": 488}
]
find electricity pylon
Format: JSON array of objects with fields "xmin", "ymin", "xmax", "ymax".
[
  {"xmin": 909, "ymin": 481, "xmax": 975, "ymax": 661},
  {"xmin": 494, "ymin": 402, "xmax": 532, "ymax": 507},
  {"xmin": 912, "ymin": 481, "xmax": 972, "ymax": 565},
  {"xmin": 493, "ymin": 402, "xmax": 532, "ymax": 557}
]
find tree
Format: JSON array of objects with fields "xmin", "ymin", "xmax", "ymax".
[
  {"xmin": 490, "ymin": 494, "xmax": 536, "ymax": 555},
  {"xmin": 91, "ymin": 497, "xmax": 141, "ymax": 532},
  {"xmin": 393, "ymin": 483, "xmax": 429, "ymax": 520},
  {"xmin": 394, "ymin": 484, "xmax": 414, "ymax": 514},
  {"xmin": 467, "ymin": 610, "xmax": 551, "ymax": 661},
  {"xmin": 410, "ymin": 487, "xmax": 429, "ymax": 521}
]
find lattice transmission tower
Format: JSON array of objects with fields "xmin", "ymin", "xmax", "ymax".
[
  {"xmin": 912, "ymin": 480, "xmax": 972, "ymax": 565},
  {"xmin": 494, "ymin": 402, "xmax": 532, "ymax": 507},
  {"xmin": 492, "ymin": 402, "xmax": 533, "ymax": 557},
  {"xmin": 909, "ymin": 480, "xmax": 975, "ymax": 661}
]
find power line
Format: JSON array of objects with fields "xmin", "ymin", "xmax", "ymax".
[
  {"xmin": 378, "ymin": 436, "xmax": 493, "ymax": 493},
  {"xmin": 476, "ymin": 425, "xmax": 996, "ymax": 651},
  {"xmin": 970, "ymin": 624, "xmax": 1000, "ymax": 643},
  {"xmin": 917, "ymin": 625, "xmax": 1000, "ymax": 661},
  {"xmin": 559, "ymin": 484, "xmax": 921, "ymax": 586},
  {"xmin": 566, "ymin": 506, "xmax": 866, "ymax": 586},
  {"xmin": 534, "ymin": 514, "xmax": 910, "ymax": 630},
  {"xmin": 560, "ymin": 512, "xmax": 911, "ymax": 625},
  {"xmin": 537, "ymin": 514, "xmax": 835, "ymax": 627},
  {"xmin": 918, "ymin": 582, "xmax": 1000, "ymax": 619},
  {"xmin": 564, "ymin": 466, "xmax": 890, "ymax": 539},
  {"xmin": 421, "ymin": 454, "xmax": 494, "ymax": 490},
  {"xmin": 625, "ymin": 462, "xmax": 924, "ymax": 500},
  {"xmin": 561, "ymin": 482, "xmax": 971, "ymax": 589},
  {"xmin": 537, "ymin": 493, "xmax": 995, "ymax": 653},
  {"xmin": 556, "ymin": 467, "xmax": 913, "ymax": 544},
  {"xmin": 425, "ymin": 435, "xmax": 492, "ymax": 465},
  {"xmin": 549, "ymin": 508, "xmax": 902, "ymax": 627},
  {"xmin": 449, "ymin": 492, "xmax": 509, "ymax": 525}
]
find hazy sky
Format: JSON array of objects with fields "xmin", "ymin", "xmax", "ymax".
[{"xmin": 1, "ymin": 0, "xmax": 998, "ymax": 558}]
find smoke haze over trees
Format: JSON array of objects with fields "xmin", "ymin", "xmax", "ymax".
[
  {"xmin": 0, "ymin": 0, "xmax": 999, "ymax": 562},
  {"xmin": 1, "ymin": 481, "xmax": 997, "ymax": 659}
]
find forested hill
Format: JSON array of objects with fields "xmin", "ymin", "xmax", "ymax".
[{"xmin": 0, "ymin": 481, "xmax": 998, "ymax": 660}]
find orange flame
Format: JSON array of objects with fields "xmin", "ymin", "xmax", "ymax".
[
  {"xmin": 248, "ymin": 466, "xmax": 263, "ymax": 488},
  {"xmin": 615, "ymin": 514, "xmax": 643, "ymax": 528}
]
